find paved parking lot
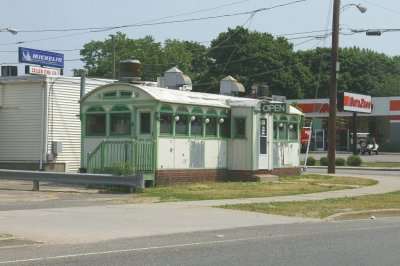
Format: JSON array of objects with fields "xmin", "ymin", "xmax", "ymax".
[{"xmin": 0, "ymin": 180, "xmax": 130, "ymax": 211}]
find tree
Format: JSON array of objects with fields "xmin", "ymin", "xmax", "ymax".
[
  {"xmin": 80, "ymin": 32, "xmax": 164, "ymax": 80},
  {"xmin": 203, "ymin": 26, "xmax": 309, "ymax": 98}
]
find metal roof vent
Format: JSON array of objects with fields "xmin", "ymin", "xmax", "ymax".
[
  {"xmin": 251, "ymin": 83, "xmax": 270, "ymax": 99},
  {"xmin": 119, "ymin": 59, "xmax": 141, "ymax": 82},
  {"xmin": 219, "ymin": 76, "xmax": 245, "ymax": 96},
  {"xmin": 164, "ymin": 67, "xmax": 192, "ymax": 91}
]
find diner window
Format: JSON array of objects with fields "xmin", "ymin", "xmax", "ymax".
[
  {"xmin": 234, "ymin": 118, "xmax": 246, "ymax": 138},
  {"xmin": 111, "ymin": 113, "xmax": 131, "ymax": 135},
  {"xmin": 160, "ymin": 114, "xmax": 173, "ymax": 134},
  {"xmin": 87, "ymin": 114, "xmax": 106, "ymax": 135},
  {"xmin": 103, "ymin": 91, "xmax": 117, "ymax": 99},
  {"xmin": 220, "ymin": 117, "xmax": 231, "ymax": 138},
  {"xmin": 86, "ymin": 106, "xmax": 106, "ymax": 136},
  {"xmin": 278, "ymin": 122, "xmax": 287, "ymax": 140},
  {"xmin": 140, "ymin": 112, "xmax": 151, "ymax": 134},
  {"xmin": 206, "ymin": 117, "xmax": 217, "ymax": 136},
  {"xmin": 288, "ymin": 123, "xmax": 298, "ymax": 141},
  {"xmin": 273, "ymin": 121, "xmax": 278, "ymax": 140},
  {"xmin": 120, "ymin": 90, "xmax": 133, "ymax": 98},
  {"xmin": 175, "ymin": 115, "xmax": 189, "ymax": 135},
  {"xmin": 190, "ymin": 116, "xmax": 203, "ymax": 135}
]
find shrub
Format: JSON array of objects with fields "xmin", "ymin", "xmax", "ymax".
[
  {"xmin": 347, "ymin": 155, "xmax": 362, "ymax": 166},
  {"xmin": 319, "ymin": 156, "xmax": 328, "ymax": 166},
  {"xmin": 335, "ymin": 157, "xmax": 346, "ymax": 166},
  {"xmin": 305, "ymin": 156, "xmax": 316, "ymax": 166}
]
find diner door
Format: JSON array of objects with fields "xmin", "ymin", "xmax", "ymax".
[{"xmin": 258, "ymin": 117, "xmax": 269, "ymax": 169}]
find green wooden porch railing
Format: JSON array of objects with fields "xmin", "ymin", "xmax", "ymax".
[{"xmin": 87, "ymin": 140, "xmax": 156, "ymax": 174}]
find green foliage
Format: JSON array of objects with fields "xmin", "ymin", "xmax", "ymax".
[
  {"xmin": 79, "ymin": 28, "xmax": 400, "ymax": 98},
  {"xmin": 335, "ymin": 157, "xmax": 346, "ymax": 166},
  {"xmin": 347, "ymin": 155, "xmax": 362, "ymax": 166},
  {"xmin": 305, "ymin": 156, "xmax": 316, "ymax": 166},
  {"xmin": 320, "ymin": 157, "xmax": 328, "ymax": 166},
  {"xmin": 111, "ymin": 162, "xmax": 133, "ymax": 176}
]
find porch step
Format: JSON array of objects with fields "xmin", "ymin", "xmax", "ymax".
[{"xmin": 252, "ymin": 174, "xmax": 279, "ymax": 182}]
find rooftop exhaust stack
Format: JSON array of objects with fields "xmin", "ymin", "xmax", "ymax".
[
  {"xmin": 119, "ymin": 59, "xmax": 141, "ymax": 82},
  {"xmin": 163, "ymin": 67, "xmax": 192, "ymax": 91},
  {"xmin": 219, "ymin": 76, "xmax": 245, "ymax": 96}
]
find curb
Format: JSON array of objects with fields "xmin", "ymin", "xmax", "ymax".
[
  {"xmin": 304, "ymin": 166, "xmax": 400, "ymax": 171},
  {"xmin": 326, "ymin": 209, "xmax": 400, "ymax": 221}
]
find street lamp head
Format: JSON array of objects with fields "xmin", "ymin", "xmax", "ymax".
[
  {"xmin": 341, "ymin": 3, "xmax": 367, "ymax": 13},
  {"xmin": 356, "ymin": 4, "xmax": 367, "ymax": 13},
  {"xmin": 0, "ymin": 27, "xmax": 18, "ymax": 35}
]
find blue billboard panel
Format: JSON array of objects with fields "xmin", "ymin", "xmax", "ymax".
[{"xmin": 18, "ymin": 47, "xmax": 64, "ymax": 68}]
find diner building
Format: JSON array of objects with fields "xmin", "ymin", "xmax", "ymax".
[{"xmin": 80, "ymin": 62, "xmax": 304, "ymax": 185}]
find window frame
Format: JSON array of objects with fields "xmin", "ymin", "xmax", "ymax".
[
  {"xmin": 85, "ymin": 106, "xmax": 107, "ymax": 136},
  {"xmin": 233, "ymin": 117, "xmax": 246, "ymax": 139},
  {"xmin": 109, "ymin": 105, "xmax": 132, "ymax": 136}
]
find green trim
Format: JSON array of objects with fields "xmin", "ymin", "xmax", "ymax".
[
  {"xmin": 87, "ymin": 106, "xmax": 105, "ymax": 112},
  {"xmin": 160, "ymin": 105, "xmax": 173, "ymax": 113},
  {"xmin": 111, "ymin": 105, "xmax": 130, "ymax": 112},
  {"xmin": 192, "ymin": 108, "xmax": 204, "ymax": 116}
]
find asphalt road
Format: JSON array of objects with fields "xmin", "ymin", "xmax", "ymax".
[{"xmin": 1, "ymin": 218, "xmax": 399, "ymax": 266}]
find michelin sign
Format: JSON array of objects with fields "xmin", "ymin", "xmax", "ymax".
[{"xmin": 19, "ymin": 47, "xmax": 64, "ymax": 68}]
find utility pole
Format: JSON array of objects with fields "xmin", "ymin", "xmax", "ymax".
[
  {"xmin": 110, "ymin": 34, "xmax": 116, "ymax": 79},
  {"xmin": 328, "ymin": 0, "xmax": 340, "ymax": 174}
]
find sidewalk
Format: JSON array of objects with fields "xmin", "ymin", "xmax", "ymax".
[{"xmin": 1, "ymin": 174, "xmax": 400, "ymax": 244}]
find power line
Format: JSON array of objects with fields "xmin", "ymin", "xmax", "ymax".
[
  {"xmin": 16, "ymin": 0, "xmax": 252, "ymax": 33},
  {"xmin": 0, "ymin": 0, "xmax": 307, "ymax": 46}
]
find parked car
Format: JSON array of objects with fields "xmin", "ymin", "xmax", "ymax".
[{"xmin": 351, "ymin": 133, "xmax": 379, "ymax": 155}]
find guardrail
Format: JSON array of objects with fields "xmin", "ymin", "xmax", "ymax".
[{"xmin": 0, "ymin": 169, "xmax": 144, "ymax": 193}]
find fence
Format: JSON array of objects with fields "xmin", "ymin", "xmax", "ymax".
[{"xmin": 87, "ymin": 140, "xmax": 155, "ymax": 174}]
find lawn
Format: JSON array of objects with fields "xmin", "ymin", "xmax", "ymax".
[
  {"xmin": 222, "ymin": 190, "xmax": 400, "ymax": 219},
  {"xmin": 120, "ymin": 174, "xmax": 377, "ymax": 203}
]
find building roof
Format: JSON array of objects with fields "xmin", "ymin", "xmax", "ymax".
[{"xmin": 82, "ymin": 82, "xmax": 303, "ymax": 115}]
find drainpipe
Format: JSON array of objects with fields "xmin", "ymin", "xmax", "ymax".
[
  {"xmin": 39, "ymin": 82, "xmax": 46, "ymax": 170},
  {"xmin": 78, "ymin": 69, "xmax": 88, "ymax": 170},
  {"xmin": 79, "ymin": 69, "xmax": 88, "ymax": 100}
]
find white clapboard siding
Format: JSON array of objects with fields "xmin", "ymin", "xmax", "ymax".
[
  {"xmin": 47, "ymin": 77, "xmax": 112, "ymax": 172},
  {"xmin": 0, "ymin": 82, "xmax": 43, "ymax": 161},
  {"xmin": 0, "ymin": 76, "xmax": 112, "ymax": 172}
]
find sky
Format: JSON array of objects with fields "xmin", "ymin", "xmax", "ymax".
[{"xmin": 1, "ymin": 0, "xmax": 399, "ymax": 77}]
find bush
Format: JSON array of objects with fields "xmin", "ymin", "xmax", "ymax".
[
  {"xmin": 305, "ymin": 156, "xmax": 316, "ymax": 166},
  {"xmin": 319, "ymin": 156, "xmax": 328, "ymax": 166},
  {"xmin": 347, "ymin": 155, "xmax": 362, "ymax": 166},
  {"xmin": 335, "ymin": 157, "xmax": 346, "ymax": 166}
]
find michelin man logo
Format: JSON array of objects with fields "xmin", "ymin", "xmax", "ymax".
[{"xmin": 23, "ymin": 50, "xmax": 32, "ymax": 61}]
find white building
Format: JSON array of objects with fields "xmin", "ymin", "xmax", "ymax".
[
  {"xmin": 80, "ymin": 64, "xmax": 303, "ymax": 186},
  {"xmin": 0, "ymin": 75, "xmax": 112, "ymax": 172}
]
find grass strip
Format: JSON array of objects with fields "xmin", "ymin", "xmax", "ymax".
[
  {"xmin": 221, "ymin": 190, "xmax": 400, "ymax": 219},
  {"xmin": 120, "ymin": 174, "xmax": 377, "ymax": 202}
]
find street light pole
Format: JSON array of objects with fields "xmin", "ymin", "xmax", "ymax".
[
  {"xmin": 328, "ymin": 0, "xmax": 341, "ymax": 174},
  {"xmin": 110, "ymin": 34, "xmax": 116, "ymax": 79}
]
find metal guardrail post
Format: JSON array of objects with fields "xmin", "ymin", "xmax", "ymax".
[
  {"xmin": 0, "ymin": 170, "xmax": 145, "ymax": 192},
  {"xmin": 32, "ymin": 180, "xmax": 39, "ymax": 191}
]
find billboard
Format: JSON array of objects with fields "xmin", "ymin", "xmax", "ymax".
[
  {"xmin": 19, "ymin": 47, "xmax": 64, "ymax": 68},
  {"xmin": 337, "ymin": 91, "xmax": 372, "ymax": 114}
]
